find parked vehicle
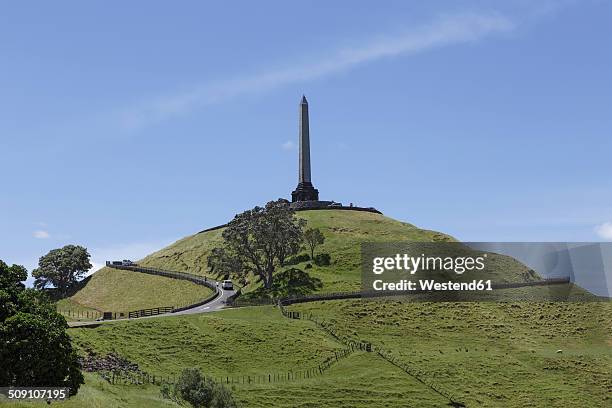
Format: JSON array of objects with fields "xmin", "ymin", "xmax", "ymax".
[
  {"xmin": 107, "ymin": 260, "xmax": 136, "ymax": 266},
  {"xmin": 221, "ymin": 280, "xmax": 233, "ymax": 290}
]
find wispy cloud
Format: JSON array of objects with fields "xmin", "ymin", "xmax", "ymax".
[
  {"xmin": 33, "ymin": 230, "xmax": 50, "ymax": 239},
  {"xmin": 595, "ymin": 222, "xmax": 612, "ymax": 240},
  {"xmin": 281, "ymin": 141, "xmax": 295, "ymax": 151},
  {"xmin": 121, "ymin": 12, "xmax": 515, "ymax": 130}
]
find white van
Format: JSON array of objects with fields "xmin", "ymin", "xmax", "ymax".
[{"xmin": 221, "ymin": 280, "xmax": 233, "ymax": 290}]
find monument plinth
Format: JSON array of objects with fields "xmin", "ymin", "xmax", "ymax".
[{"xmin": 291, "ymin": 95, "xmax": 319, "ymax": 202}]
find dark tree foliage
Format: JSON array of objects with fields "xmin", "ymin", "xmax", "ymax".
[
  {"xmin": 313, "ymin": 253, "xmax": 331, "ymax": 267},
  {"xmin": 32, "ymin": 245, "xmax": 92, "ymax": 296},
  {"xmin": 0, "ymin": 260, "xmax": 83, "ymax": 395},
  {"xmin": 284, "ymin": 253, "xmax": 310, "ymax": 266},
  {"xmin": 162, "ymin": 368, "xmax": 238, "ymax": 408},
  {"xmin": 208, "ymin": 199, "xmax": 306, "ymax": 289},
  {"xmin": 240, "ymin": 267, "xmax": 323, "ymax": 301},
  {"xmin": 304, "ymin": 228, "xmax": 325, "ymax": 259}
]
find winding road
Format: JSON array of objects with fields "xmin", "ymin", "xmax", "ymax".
[{"xmin": 68, "ymin": 265, "xmax": 236, "ymax": 327}]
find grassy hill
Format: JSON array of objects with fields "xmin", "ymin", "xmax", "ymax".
[
  {"xmin": 41, "ymin": 209, "xmax": 609, "ymax": 407},
  {"xmin": 62, "ymin": 267, "xmax": 213, "ymax": 315},
  {"xmin": 19, "ymin": 297, "xmax": 604, "ymax": 407},
  {"xmin": 136, "ymin": 210, "xmax": 538, "ymax": 293},
  {"xmin": 66, "ymin": 209, "xmax": 583, "ymax": 312},
  {"xmin": 289, "ymin": 298, "xmax": 612, "ymax": 407}
]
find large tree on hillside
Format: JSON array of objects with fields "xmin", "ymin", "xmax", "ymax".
[
  {"xmin": 32, "ymin": 245, "xmax": 92, "ymax": 296},
  {"xmin": 0, "ymin": 260, "xmax": 83, "ymax": 394},
  {"xmin": 208, "ymin": 199, "xmax": 306, "ymax": 289}
]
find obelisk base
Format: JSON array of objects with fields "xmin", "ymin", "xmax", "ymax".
[{"xmin": 291, "ymin": 182, "xmax": 319, "ymax": 202}]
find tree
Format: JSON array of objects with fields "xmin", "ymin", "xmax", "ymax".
[
  {"xmin": 304, "ymin": 228, "xmax": 325, "ymax": 259},
  {"xmin": 0, "ymin": 260, "xmax": 83, "ymax": 395},
  {"xmin": 208, "ymin": 199, "xmax": 306, "ymax": 289},
  {"xmin": 32, "ymin": 245, "xmax": 92, "ymax": 296},
  {"xmin": 162, "ymin": 368, "xmax": 238, "ymax": 408}
]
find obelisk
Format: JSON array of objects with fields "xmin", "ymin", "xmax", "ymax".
[{"xmin": 291, "ymin": 95, "xmax": 319, "ymax": 202}]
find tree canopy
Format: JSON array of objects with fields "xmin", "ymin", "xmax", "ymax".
[
  {"xmin": 208, "ymin": 199, "xmax": 306, "ymax": 289},
  {"xmin": 32, "ymin": 244, "xmax": 92, "ymax": 296},
  {"xmin": 304, "ymin": 227, "xmax": 325, "ymax": 259},
  {"xmin": 0, "ymin": 260, "xmax": 83, "ymax": 394}
]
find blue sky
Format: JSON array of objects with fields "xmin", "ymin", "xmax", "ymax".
[{"xmin": 1, "ymin": 1, "xmax": 611, "ymax": 285}]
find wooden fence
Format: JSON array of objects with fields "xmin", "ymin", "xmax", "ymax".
[
  {"xmin": 277, "ymin": 302, "xmax": 465, "ymax": 407},
  {"xmin": 128, "ymin": 306, "xmax": 175, "ymax": 319},
  {"xmin": 58, "ymin": 309, "xmax": 103, "ymax": 320},
  {"xmin": 229, "ymin": 277, "xmax": 573, "ymax": 308}
]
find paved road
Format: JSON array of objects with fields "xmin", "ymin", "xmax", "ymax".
[
  {"xmin": 68, "ymin": 288, "xmax": 235, "ymax": 328},
  {"xmin": 68, "ymin": 266, "xmax": 237, "ymax": 327},
  {"xmin": 174, "ymin": 285, "xmax": 235, "ymax": 315}
]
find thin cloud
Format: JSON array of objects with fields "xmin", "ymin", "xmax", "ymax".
[
  {"xmin": 121, "ymin": 12, "xmax": 515, "ymax": 130},
  {"xmin": 33, "ymin": 230, "xmax": 50, "ymax": 239},
  {"xmin": 595, "ymin": 222, "xmax": 612, "ymax": 240},
  {"xmin": 282, "ymin": 141, "xmax": 295, "ymax": 151}
]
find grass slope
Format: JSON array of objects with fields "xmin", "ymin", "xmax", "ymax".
[
  {"xmin": 70, "ymin": 209, "xmax": 560, "ymax": 311},
  {"xmin": 67, "ymin": 267, "xmax": 213, "ymax": 313},
  {"xmin": 70, "ymin": 307, "xmax": 343, "ymax": 378},
  {"xmin": 68, "ymin": 306, "xmax": 451, "ymax": 407},
  {"xmin": 139, "ymin": 210, "xmax": 533, "ymax": 294},
  {"xmin": 290, "ymin": 296, "xmax": 612, "ymax": 407}
]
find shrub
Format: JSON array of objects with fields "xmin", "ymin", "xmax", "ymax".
[
  {"xmin": 314, "ymin": 253, "xmax": 331, "ymax": 266},
  {"xmin": 285, "ymin": 253, "xmax": 310, "ymax": 266},
  {"xmin": 0, "ymin": 260, "xmax": 83, "ymax": 395},
  {"xmin": 162, "ymin": 368, "xmax": 238, "ymax": 408},
  {"xmin": 305, "ymin": 263, "xmax": 312, "ymax": 269}
]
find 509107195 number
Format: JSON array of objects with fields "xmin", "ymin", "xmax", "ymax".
[{"xmin": 0, "ymin": 387, "xmax": 69, "ymax": 400}]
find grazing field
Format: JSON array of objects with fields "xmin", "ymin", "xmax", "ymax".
[
  {"xmin": 65, "ymin": 305, "xmax": 456, "ymax": 407},
  {"xmin": 289, "ymin": 296, "xmax": 612, "ymax": 407},
  {"xmin": 69, "ymin": 307, "xmax": 344, "ymax": 379},
  {"xmin": 67, "ymin": 267, "xmax": 213, "ymax": 313},
  {"xmin": 34, "ymin": 295, "xmax": 609, "ymax": 408}
]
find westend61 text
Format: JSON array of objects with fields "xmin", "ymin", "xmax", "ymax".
[{"xmin": 372, "ymin": 279, "xmax": 493, "ymax": 291}]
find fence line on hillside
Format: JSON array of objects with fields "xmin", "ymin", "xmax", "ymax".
[
  {"xmin": 58, "ymin": 309, "xmax": 103, "ymax": 320},
  {"xmin": 229, "ymin": 277, "xmax": 572, "ymax": 308},
  {"xmin": 277, "ymin": 302, "xmax": 465, "ymax": 407}
]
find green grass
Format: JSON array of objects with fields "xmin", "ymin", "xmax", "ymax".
[
  {"xmin": 235, "ymin": 351, "xmax": 449, "ymax": 408},
  {"xmin": 67, "ymin": 306, "xmax": 453, "ymax": 407},
  {"xmin": 71, "ymin": 210, "xmax": 545, "ymax": 311},
  {"xmin": 56, "ymin": 298, "xmax": 103, "ymax": 321},
  {"xmin": 55, "ymin": 209, "xmax": 609, "ymax": 406},
  {"xmin": 138, "ymin": 210, "xmax": 533, "ymax": 294},
  {"xmin": 69, "ymin": 307, "xmax": 344, "ymax": 378},
  {"xmin": 68, "ymin": 267, "xmax": 213, "ymax": 313},
  {"xmin": 289, "ymin": 296, "xmax": 612, "ymax": 407}
]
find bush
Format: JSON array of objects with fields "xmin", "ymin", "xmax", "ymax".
[
  {"xmin": 313, "ymin": 253, "xmax": 331, "ymax": 266},
  {"xmin": 162, "ymin": 368, "xmax": 238, "ymax": 408},
  {"xmin": 305, "ymin": 263, "xmax": 312, "ymax": 269},
  {"xmin": 0, "ymin": 260, "xmax": 83, "ymax": 395},
  {"xmin": 285, "ymin": 253, "xmax": 310, "ymax": 266}
]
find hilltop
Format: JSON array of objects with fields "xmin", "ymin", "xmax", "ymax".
[{"xmin": 63, "ymin": 209, "xmax": 552, "ymax": 312}]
